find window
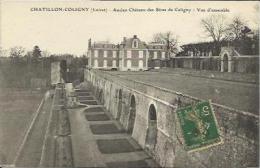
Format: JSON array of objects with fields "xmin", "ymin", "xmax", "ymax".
[
  {"xmin": 127, "ymin": 50, "xmax": 131, "ymax": 58},
  {"xmin": 94, "ymin": 50, "xmax": 98, "ymax": 58},
  {"xmin": 132, "ymin": 39, "xmax": 138, "ymax": 48},
  {"xmin": 134, "ymin": 41, "xmax": 137, "ymax": 48},
  {"xmin": 161, "ymin": 52, "xmax": 165, "ymax": 59},
  {"xmin": 112, "ymin": 60, "xmax": 116, "ymax": 67},
  {"xmin": 104, "ymin": 60, "xmax": 107, "ymax": 67},
  {"xmin": 127, "ymin": 60, "xmax": 131, "ymax": 68},
  {"xmin": 104, "ymin": 51, "xmax": 107, "ymax": 58},
  {"xmin": 113, "ymin": 51, "xmax": 117, "ymax": 58},
  {"xmin": 139, "ymin": 51, "xmax": 143, "ymax": 58},
  {"xmin": 139, "ymin": 60, "xmax": 143, "ymax": 68},
  {"xmin": 154, "ymin": 52, "xmax": 157, "ymax": 59},
  {"xmin": 94, "ymin": 59, "xmax": 98, "ymax": 67}
]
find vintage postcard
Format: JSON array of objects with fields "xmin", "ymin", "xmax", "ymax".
[{"xmin": 0, "ymin": 1, "xmax": 259, "ymax": 168}]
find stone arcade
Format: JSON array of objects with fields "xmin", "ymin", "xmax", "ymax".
[{"xmin": 84, "ymin": 69, "xmax": 259, "ymax": 168}]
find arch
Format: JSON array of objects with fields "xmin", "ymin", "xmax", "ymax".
[
  {"xmin": 149, "ymin": 104, "xmax": 157, "ymax": 121},
  {"xmin": 117, "ymin": 89, "xmax": 123, "ymax": 120},
  {"xmin": 220, "ymin": 48, "xmax": 234, "ymax": 72},
  {"xmin": 127, "ymin": 95, "xmax": 136, "ymax": 134},
  {"xmin": 145, "ymin": 104, "xmax": 158, "ymax": 150}
]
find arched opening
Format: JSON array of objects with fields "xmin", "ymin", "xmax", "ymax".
[
  {"xmin": 117, "ymin": 89, "xmax": 123, "ymax": 120},
  {"xmin": 145, "ymin": 104, "xmax": 157, "ymax": 150},
  {"xmin": 98, "ymin": 90, "xmax": 104, "ymax": 104},
  {"xmin": 127, "ymin": 95, "xmax": 136, "ymax": 134},
  {"xmin": 223, "ymin": 54, "xmax": 228, "ymax": 72},
  {"xmin": 149, "ymin": 104, "xmax": 157, "ymax": 121}
]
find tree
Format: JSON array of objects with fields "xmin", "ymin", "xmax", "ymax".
[
  {"xmin": 241, "ymin": 26, "xmax": 252, "ymax": 38},
  {"xmin": 32, "ymin": 45, "xmax": 41, "ymax": 59},
  {"xmin": 0, "ymin": 47, "xmax": 8, "ymax": 57},
  {"xmin": 9, "ymin": 46, "xmax": 25, "ymax": 58},
  {"xmin": 9, "ymin": 46, "xmax": 25, "ymax": 64},
  {"xmin": 153, "ymin": 31, "xmax": 178, "ymax": 57},
  {"xmin": 41, "ymin": 50, "xmax": 50, "ymax": 57},
  {"xmin": 81, "ymin": 54, "xmax": 88, "ymax": 67},
  {"xmin": 201, "ymin": 15, "xmax": 228, "ymax": 55},
  {"xmin": 201, "ymin": 14, "xmax": 228, "ymax": 43},
  {"xmin": 226, "ymin": 16, "xmax": 248, "ymax": 40}
]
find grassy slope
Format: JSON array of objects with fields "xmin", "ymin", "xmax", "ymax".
[{"xmin": 0, "ymin": 89, "xmax": 43, "ymax": 164}]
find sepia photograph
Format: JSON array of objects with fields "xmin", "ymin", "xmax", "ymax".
[{"xmin": 0, "ymin": 1, "xmax": 259, "ymax": 168}]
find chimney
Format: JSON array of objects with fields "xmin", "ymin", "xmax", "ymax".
[
  {"xmin": 123, "ymin": 37, "xmax": 127, "ymax": 42},
  {"xmin": 133, "ymin": 35, "xmax": 137, "ymax": 38}
]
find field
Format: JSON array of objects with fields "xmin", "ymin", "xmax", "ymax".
[{"xmin": 0, "ymin": 89, "xmax": 43, "ymax": 164}]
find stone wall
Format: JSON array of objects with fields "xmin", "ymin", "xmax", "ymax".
[
  {"xmin": 234, "ymin": 56, "xmax": 259, "ymax": 73},
  {"xmin": 170, "ymin": 56, "xmax": 258, "ymax": 74},
  {"xmin": 84, "ymin": 69, "xmax": 259, "ymax": 168}
]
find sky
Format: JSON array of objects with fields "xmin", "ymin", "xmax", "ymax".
[{"xmin": 0, "ymin": 1, "xmax": 259, "ymax": 56}]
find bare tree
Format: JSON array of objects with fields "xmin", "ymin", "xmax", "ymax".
[
  {"xmin": 41, "ymin": 50, "xmax": 50, "ymax": 57},
  {"xmin": 9, "ymin": 46, "xmax": 25, "ymax": 58},
  {"xmin": 201, "ymin": 14, "xmax": 228, "ymax": 43},
  {"xmin": 153, "ymin": 31, "xmax": 178, "ymax": 57},
  {"xmin": 226, "ymin": 16, "xmax": 248, "ymax": 40},
  {"xmin": 0, "ymin": 47, "xmax": 8, "ymax": 57}
]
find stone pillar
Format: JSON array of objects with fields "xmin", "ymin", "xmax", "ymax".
[{"xmin": 221, "ymin": 60, "xmax": 224, "ymax": 72}]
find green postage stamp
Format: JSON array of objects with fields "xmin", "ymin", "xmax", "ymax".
[{"xmin": 176, "ymin": 101, "xmax": 223, "ymax": 152}]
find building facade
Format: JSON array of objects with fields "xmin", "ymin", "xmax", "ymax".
[
  {"xmin": 87, "ymin": 35, "xmax": 168, "ymax": 71},
  {"xmin": 119, "ymin": 35, "xmax": 148, "ymax": 71},
  {"xmin": 147, "ymin": 42, "xmax": 168, "ymax": 69},
  {"xmin": 88, "ymin": 41, "xmax": 119, "ymax": 70}
]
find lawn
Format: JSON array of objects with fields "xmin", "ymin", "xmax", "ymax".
[
  {"xmin": 0, "ymin": 88, "xmax": 43, "ymax": 164},
  {"xmin": 108, "ymin": 70, "xmax": 258, "ymax": 114}
]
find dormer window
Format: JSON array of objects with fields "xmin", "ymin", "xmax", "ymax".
[
  {"xmin": 134, "ymin": 41, "xmax": 137, "ymax": 48},
  {"xmin": 132, "ymin": 39, "xmax": 138, "ymax": 48}
]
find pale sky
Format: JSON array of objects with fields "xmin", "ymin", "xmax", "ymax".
[{"xmin": 0, "ymin": 1, "xmax": 259, "ymax": 56}]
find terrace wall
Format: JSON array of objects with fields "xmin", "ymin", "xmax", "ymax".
[{"xmin": 84, "ymin": 69, "xmax": 259, "ymax": 168}]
